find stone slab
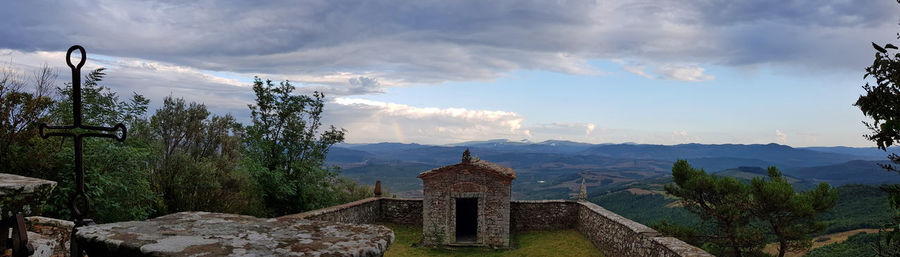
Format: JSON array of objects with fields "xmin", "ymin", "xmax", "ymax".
[
  {"xmin": 26, "ymin": 216, "xmax": 74, "ymax": 257},
  {"xmin": 75, "ymin": 212, "xmax": 394, "ymax": 257},
  {"xmin": 0, "ymin": 173, "xmax": 57, "ymax": 218},
  {"xmin": 0, "ymin": 174, "xmax": 57, "ymax": 195}
]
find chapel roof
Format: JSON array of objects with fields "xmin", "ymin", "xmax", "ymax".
[{"xmin": 417, "ymin": 150, "xmax": 516, "ymax": 180}]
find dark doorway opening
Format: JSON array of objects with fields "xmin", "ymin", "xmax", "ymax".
[{"xmin": 455, "ymin": 197, "xmax": 478, "ymax": 243}]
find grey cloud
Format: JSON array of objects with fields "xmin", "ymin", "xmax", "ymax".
[
  {"xmin": 1, "ymin": 0, "xmax": 896, "ymax": 85},
  {"xmin": 1, "ymin": 49, "xmax": 254, "ymax": 122},
  {"xmin": 694, "ymin": 0, "xmax": 897, "ymax": 27},
  {"xmin": 294, "ymin": 76, "xmax": 385, "ymax": 96}
]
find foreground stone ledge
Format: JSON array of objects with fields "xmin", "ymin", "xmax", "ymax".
[
  {"xmin": 0, "ymin": 173, "xmax": 57, "ymax": 217},
  {"xmin": 26, "ymin": 216, "xmax": 74, "ymax": 257},
  {"xmin": 75, "ymin": 212, "xmax": 394, "ymax": 257}
]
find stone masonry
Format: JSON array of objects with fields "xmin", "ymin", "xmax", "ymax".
[
  {"xmin": 296, "ymin": 197, "xmax": 713, "ymax": 257},
  {"xmin": 418, "ymin": 152, "xmax": 515, "ymax": 248},
  {"xmin": 74, "ymin": 212, "xmax": 394, "ymax": 257},
  {"xmin": 0, "ymin": 173, "xmax": 56, "ymax": 219}
]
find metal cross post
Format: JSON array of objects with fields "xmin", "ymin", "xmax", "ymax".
[{"xmin": 39, "ymin": 45, "xmax": 127, "ymax": 256}]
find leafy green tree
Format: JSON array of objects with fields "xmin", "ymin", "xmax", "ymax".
[
  {"xmin": 148, "ymin": 96, "xmax": 261, "ymax": 215},
  {"xmin": 664, "ymin": 160, "xmax": 836, "ymax": 257},
  {"xmin": 854, "ymin": 3, "xmax": 900, "ymax": 254},
  {"xmin": 0, "ymin": 65, "xmax": 56, "ymax": 177},
  {"xmin": 748, "ymin": 167, "xmax": 837, "ymax": 257},
  {"xmin": 244, "ymin": 78, "xmax": 347, "ymax": 216},
  {"xmin": 40, "ymin": 68, "xmax": 159, "ymax": 222},
  {"xmin": 664, "ymin": 160, "xmax": 763, "ymax": 257}
]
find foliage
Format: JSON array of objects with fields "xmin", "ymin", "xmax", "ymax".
[
  {"xmin": 805, "ymin": 232, "xmax": 879, "ymax": 257},
  {"xmin": 662, "ymin": 160, "xmax": 836, "ymax": 257},
  {"xmin": 748, "ymin": 167, "xmax": 837, "ymax": 257},
  {"xmin": 819, "ymin": 184, "xmax": 893, "ymax": 234},
  {"xmin": 854, "ymin": 5, "xmax": 900, "ymax": 255},
  {"xmin": 244, "ymin": 78, "xmax": 344, "ymax": 174},
  {"xmin": 0, "ymin": 65, "xmax": 55, "ymax": 177},
  {"xmin": 0, "ymin": 64, "xmax": 375, "ymax": 223},
  {"xmin": 147, "ymin": 96, "xmax": 262, "ymax": 215},
  {"xmin": 592, "ymin": 190, "xmax": 701, "ymax": 227},
  {"xmin": 41, "ymin": 68, "xmax": 160, "ymax": 222},
  {"xmin": 598, "ymin": 182, "xmax": 890, "ymax": 241},
  {"xmin": 244, "ymin": 77, "xmax": 365, "ymax": 216},
  {"xmin": 664, "ymin": 160, "xmax": 763, "ymax": 256}
]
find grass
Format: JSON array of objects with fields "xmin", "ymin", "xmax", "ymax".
[{"xmin": 382, "ymin": 224, "xmax": 604, "ymax": 257}]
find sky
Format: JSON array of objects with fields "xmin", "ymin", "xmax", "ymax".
[{"xmin": 1, "ymin": 0, "xmax": 898, "ymax": 147}]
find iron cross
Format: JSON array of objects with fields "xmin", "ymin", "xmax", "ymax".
[{"xmin": 38, "ymin": 45, "xmax": 127, "ymax": 256}]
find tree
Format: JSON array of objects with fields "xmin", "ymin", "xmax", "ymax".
[
  {"xmin": 749, "ymin": 167, "xmax": 837, "ymax": 257},
  {"xmin": 663, "ymin": 160, "xmax": 836, "ymax": 257},
  {"xmin": 41, "ymin": 68, "xmax": 159, "ymax": 222},
  {"xmin": 854, "ymin": 3, "xmax": 900, "ymax": 254},
  {"xmin": 0, "ymin": 64, "xmax": 55, "ymax": 176},
  {"xmin": 664, "ymin": 160, "xmax": 763, "ymax": 257},
  {"xmin": 148, "ymin": 96, "xmax": 260, "ymax": 215},
  {"xmin": 244, "ymin": 77, "xmax": 347, "ymax": 216}
]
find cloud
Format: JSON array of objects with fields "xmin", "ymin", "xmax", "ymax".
[
  {"xmin": 290, "ymin": 75, "xmax": 386, "ymax": 96},
  {"xmin": 775, "ymin": 129, "xmax": 788, "ymax": 144},
  {"xmin": 525, "ymin": 122, "xmax": 603, "ymax": 140},
  {"xmin": 616, "ymin": 60, "xmax": 714, "ymax": 82},
  {"xmin": 672, "ymin": 129, "xmax": 701, "ymax": 143},
  {"xmin": 657, "ymin": 64, "xmax": 714, "ymax": 82},
  {"xmin": 1, "ymin": 49, "xmax": 257, "ymax": 117},
  {"xmin": 1, "ymin": 0, "xmax": 892, "ymax": 86},
  {"xmin": 327, "ymin": 98, "xmax": 527, "ymax": 144},
  {"xmin": 0, "ymin": 49, "xmax": 402, "ymax": 123},
  {"xmin": 614, "ymin": 59, "xmax": 655, "ymax": 79},
  {"xmin": 321, "ymin": 98, "xmax": 811, "ymax": 145}
]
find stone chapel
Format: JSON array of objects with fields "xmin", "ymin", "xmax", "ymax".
[{"xmin": 418, "ymin": 149, "xmax": 515, "ymax": 248}]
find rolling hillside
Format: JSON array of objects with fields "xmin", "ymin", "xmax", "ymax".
[{"xmin": 327, "ymin": 141, "xmax": 896, "ymax": 197}]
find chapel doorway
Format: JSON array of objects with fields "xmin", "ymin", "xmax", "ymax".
[{"xmin": 455, "ymin": 197, "xmax": 478, "ymax": 243}]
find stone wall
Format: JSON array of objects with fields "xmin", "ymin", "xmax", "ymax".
[
  {"xmin": 576, "ymin": 201, "xmax": 713, "ymax": 257},
  {"xmin": 271, "ymin": 197, "xmax": 712, "ymax": 256},
  {"xmin": 283, "ymin": 197, "xmax": 423, "ymax": 226},
  {"xmin": 282, "ymin": 197, "xmax": 381, "ymax": 224},
  {"xmin": 510, "ymin": 200, "xmax": 577, "ymax": 232},
  {"xmin": 380, "ymin": 198, "xmax": 422, "ymax": 226}
]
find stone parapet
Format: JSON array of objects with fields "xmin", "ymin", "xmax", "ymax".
[
  {"xmin": 575, "ymin": 201, "xmax": 713, "ymax": 257},
  {"xmin": 290, "ymin": 198, "xmax": 712, "ymax": 256},
  {"xmin": 0, "ymin": 173, "xmax": 57, "ymax": 218},
  {"xmin": 25, "ymin": 196, "xmax": 710, "ymax": 256},
  {"xmin": 510, "ymin": 200, "xmax": 578, "ymax": 232},
  {"xmin": 379, "ymin": 198, "xmax": 422, "ymax": 226},
  {"xmin": 281, "ymin": 197, "xmax": 381, "ymax": 224}
]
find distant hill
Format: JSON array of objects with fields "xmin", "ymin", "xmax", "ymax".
[
  {"xmin": 710, "ymin": 161, "xmax": 900, "ymax": 186},
  {"xmin": 713, "ymin": 166, "xmax": 804, "ymax": 184},
  {"xmin": 579, "ymin": 143, "xmax": 865, "ymax": 168},
  {"xmin": 325, "ymin": 147, "xmax": 375, "ymax": 163},
  {"xmin": 784, "ymin": 160, "xmax": 900, "ymax": 185},
  {"xmin": 682, "ymin": 157, "xmax": 774, "ymax": 173},
  {"xmin": 800, "ymin": 146, "xmax": 899, "ymax": 160},
  {"xmin": 326, "ymin": 141, "xmax": 897, "ymax": 198}
]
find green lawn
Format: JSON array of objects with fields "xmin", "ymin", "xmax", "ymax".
[{"xmin": 382, "ymin": 224, "xmax": 604, "ymax": 257}]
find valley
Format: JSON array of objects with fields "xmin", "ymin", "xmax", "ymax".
[{"xmin": 328, "ymin": 140, "xmax": 900, "ymax": 254}]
